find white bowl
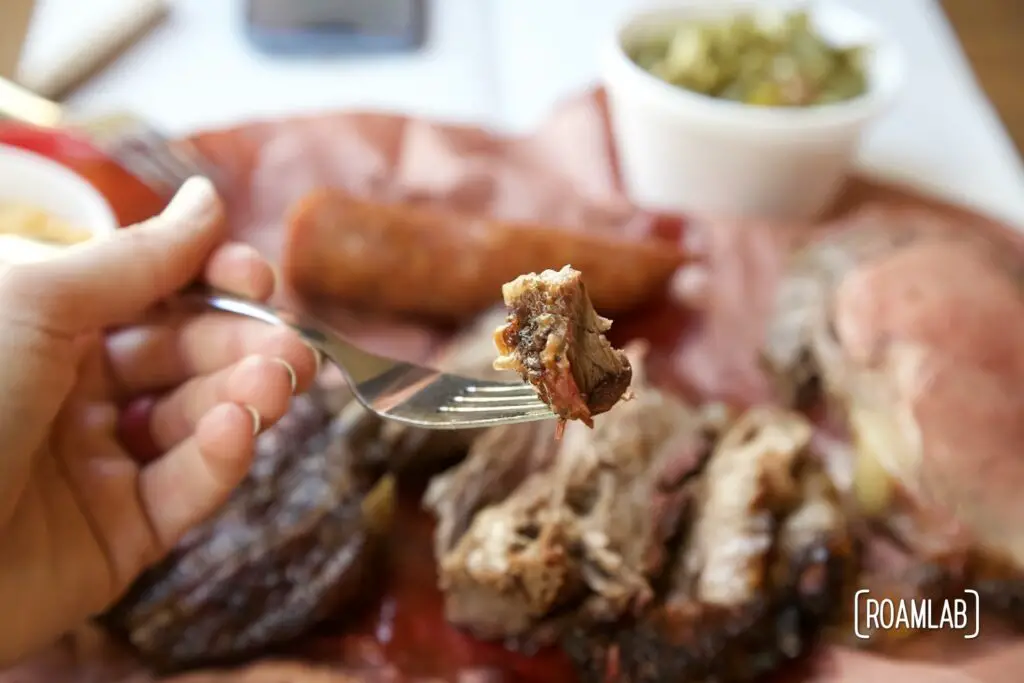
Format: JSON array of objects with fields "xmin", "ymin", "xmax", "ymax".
[
  {"xmin": 601, "ymin": 0, "xmax": 906, "ymax": 221},
  {"xmin": 0, "ymin": 143, "xmax": 118, "ymax": 261}
]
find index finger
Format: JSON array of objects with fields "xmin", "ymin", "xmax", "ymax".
[
  {"xmin": 1, "ymin": 177, "xmax": 224, "ymax": 334},
  {"xmin": 203, "ymin": 242, "xmax": 277, "ymax": 302}
]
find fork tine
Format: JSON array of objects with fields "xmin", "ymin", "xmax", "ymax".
[
  {"xmin": 452, "ymin": 394, "xmax": 540, "ymax": 404},
  {"xmin": 464, "ymin": 384, "xmax": 538, "ymax": 394},
  {"xmin": 439, "ymin": 404, "xmax": 550, "ymax": 414},
  {"xmin": 121, "ymin": 134, "xmax": 208, "ymax": 195},
  {"xmin": 114, "ymin": 144, "xmax": 182, "ymax": 196},
  {"xmin": 89, "ymin": 118, "xmax": 213, "ymax": 197},
  {"xmin": 440, "ymin": 383, "xmax": 548, "ymax": 415}
]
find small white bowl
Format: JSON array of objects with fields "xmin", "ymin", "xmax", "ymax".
[
  {"xmin": 0, "ymin": 143, "xmax": 118, "ymax": 261},
  {"xmin": 601, "ymin": 0, "xmax": 906, "ymax": 221}
]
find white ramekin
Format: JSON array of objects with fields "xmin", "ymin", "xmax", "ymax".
[
  {"xmin": 0, "ymin": 142, "xmax": 118, "ymax": 261},
  {"xmin": 601, "ymin": 0, "xmax": 906, "ymax": 221}
]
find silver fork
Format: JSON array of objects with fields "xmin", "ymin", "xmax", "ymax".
[
  {"xmin": 0, "ymin": 76, "xmax": 210, "ymax": 197},
  {"xmin": 183, "ymin": 286, "xmax": 554, "ymax": 430}
]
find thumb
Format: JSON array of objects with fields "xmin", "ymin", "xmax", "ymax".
[{"xmin": 1, "ymin": 176, "xmax": 225, "ymax": 334}]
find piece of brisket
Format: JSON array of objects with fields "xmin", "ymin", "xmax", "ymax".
[
  {"xmin": 425, "ymin": 342, "xmax": 708, "ymax": 645},
  {"xmin": 564, "ymin": 406, "xmax": 853, "ymax": 683},
  {"xmin": 493, "ymin": 265, "xmax": 633, "ymax": 433}
]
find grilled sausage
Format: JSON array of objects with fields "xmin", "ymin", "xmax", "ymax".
[{"xmin": 284, "ymin": 190, "xmax": 686, "ymax": 321}]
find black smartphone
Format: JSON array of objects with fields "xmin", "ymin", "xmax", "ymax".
[{"xmin": 244, "ymin": 0, "xmax": 428, "ymax": 56}]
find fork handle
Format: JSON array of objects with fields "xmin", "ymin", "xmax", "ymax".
[
  {"xmin": 178, "ymin": 284, "xmax": 332, "ymax": 355},
  {"xmin": 179, "ymin": 285, "xmax": 333, "ymax": 379}
]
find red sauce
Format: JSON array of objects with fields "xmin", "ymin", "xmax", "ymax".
[{"xmin": 0, "ymin": 123, "xmax": 165, "ymax": 226}]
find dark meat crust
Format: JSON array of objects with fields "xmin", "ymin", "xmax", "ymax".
[
  {"xmin": 425, "ymin": 343, "xmax": 709, "ymax": 644},
  {"xmin": 563, "ymin": 407, "xmax": 853, "ymax": 683},
  {"xmin": 493, "ymin": 265, "xmax": 633, "ymax": 429},
  {"xmin": 100, "ymin": 392, "xmax": 394, "ymax": 673},
  {"xmin": 564, "ymin": 545, "xmax": 846, "ymax": 683}
]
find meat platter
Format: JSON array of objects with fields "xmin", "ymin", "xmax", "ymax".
[{"xmin": 3, "ymin": 89, "xmax": 1024, "ymax": 683}]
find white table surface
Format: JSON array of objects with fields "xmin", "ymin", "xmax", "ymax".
[{"xmin": 21, "ymin": 0, "xmax": 1024, "ymax": 227}]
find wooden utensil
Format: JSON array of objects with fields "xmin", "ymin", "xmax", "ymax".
[
  {"xmin": 0, "ymin": 0, "xmax": 37, "ymax": 82},
  {"xmin": 17, "ymin": 0, "xmax": 170, "ymax": 101}
]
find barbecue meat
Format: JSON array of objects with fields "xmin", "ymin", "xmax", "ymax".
[
  {"xmin": 762, "ymin": 209, "xmax": 1024, "ymax": 566},
  {"xmin": 100, "ymin": 391, "xmax": 395, "ymax": 673},
  {"xmin": 493, "ymin": 265, "xmax": 633, "ymax": 432},
  {"xmin": 284, "ymin": 189, "xmax": 685, "ymax": 321},
  {"xmin": 426, "ymin": 342, "xmax": 709, "ymax": 644},
  {"xmin": 564, "ymin": 406, "xmax": 852, "ymax": 683}
]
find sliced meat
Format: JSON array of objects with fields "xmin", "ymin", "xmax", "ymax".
[
  {"xmin": 493, "ymin": 265, "xmax": 633, "ymax": 432},
  {"xmin": 564, "ymin": 406, "xmax": 852, "ymax": 683},
  {"xmin": 426, "ymin": 342, "xmax": 708, "ymax": 645},
  {"xmin": 763, "ymin": 209, "xmax": 1024, "ymax": 566},
  {"xmin": 100, "ymin": 392, "xmax": 395, "ymax": 673}
]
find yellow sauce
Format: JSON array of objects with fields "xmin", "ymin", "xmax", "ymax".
[
  {"xmin": 0, "ymin": 203, "xmax": 94, "ymax": 263},
  {"xmin": 0, "ymin": 203, "xmax": 93, "ymax": 245}
]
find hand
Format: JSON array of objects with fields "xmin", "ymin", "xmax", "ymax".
[{"xmin": 0, "ymin": 177, "xmax": 319, "ymax": 665}]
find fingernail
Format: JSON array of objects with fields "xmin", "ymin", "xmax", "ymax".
[
  {"xmin": 221, "ymin": 241, "xmax": 261, "ymax": 262},
  {"xmin": 243, "ymin": 404, "xmax": 262, "ymax": 436},
  {"xmin": 237, "ymin": 354, "xmax": 264, "ymax": 373},
  {"xmin": 161, "ymin": 176, "xmax": 220, "ymax": 227},
  {"xmin": 272, "ymin": 358, "xmax": 298, "ymax": 394}
]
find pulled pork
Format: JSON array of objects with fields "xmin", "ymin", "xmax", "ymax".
[
  {"xmin": 493, "ymin": 265, "xmax": 633, "ymax": 433},
  {"xmin": 426, "ymin": 342, "xmax": 712, "ymax": 644},
  {"xmin": 427, "ymin": 364, "xmax": 851, "ymax": 682}
]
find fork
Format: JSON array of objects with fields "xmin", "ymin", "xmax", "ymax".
[
  {"xmin": 0, "ymin": 76, "xmax": 210, "ymax": 197},
  {"xmin": 182, "ymin": 286, "xmax": 554, "ymax": 430}
]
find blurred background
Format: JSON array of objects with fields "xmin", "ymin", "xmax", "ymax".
[{"xmin": 5, "ymin": 0, "xmax": 1024, "ymax": 221}]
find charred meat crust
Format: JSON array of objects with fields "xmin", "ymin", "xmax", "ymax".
[
  {"xmin": 564, "ymin": 545, "xmax": 847, "ymax": 683},
  {"xmin": 493, "ymin": 265, "xmax": 633, "ymax": 429},
  {"xmin": 564, "ymin": 407, "xmax": 853, "ymax": 683},
  {"xmin": 99, "ymin": 393, "xmax": 394, "ymax": 673}
]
